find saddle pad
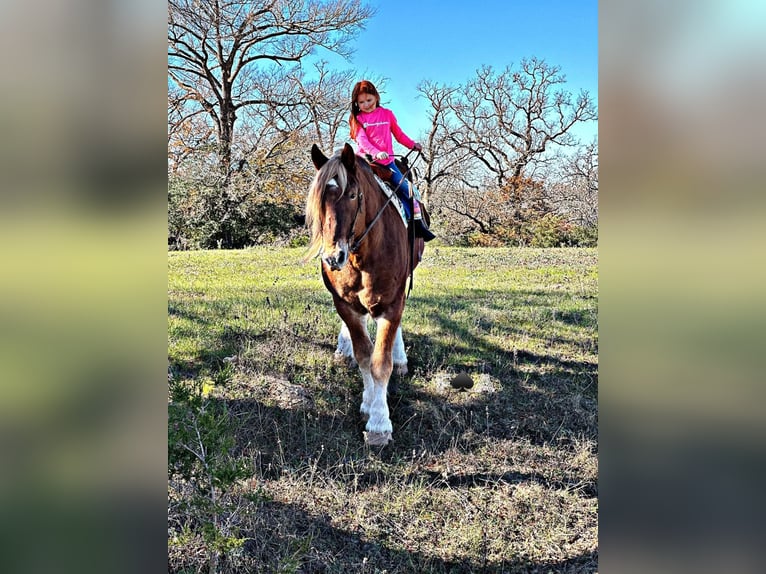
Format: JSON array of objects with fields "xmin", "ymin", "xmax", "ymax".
[{"xmin": 373, "ymin": 175, "xmax": 408, "ymax": 227}]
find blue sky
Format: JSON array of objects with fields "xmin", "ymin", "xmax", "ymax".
[{"xmin": 320, "ymin": 0, "xmax": 598, "ymax": 145}]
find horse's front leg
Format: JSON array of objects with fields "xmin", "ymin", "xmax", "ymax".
[
  {"xmin": 364, "ymin": 315, "xmax": 401, "ymax": 446},
  {"xmin": 338, "ymin": 318, "xmax": 405, "ymax": 375},
  {"xmin": 392, "ymin": 325, "xmax": 408, "ymax": 376},
  {"xmin": 334, "ymin": 318, "xmax": 365, "ymax": 368},
  {"xmin": 334, "ymin": 308, "xmax": 375, "ymax": 419}
]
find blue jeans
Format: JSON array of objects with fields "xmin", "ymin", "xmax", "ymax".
[{"xmin": 387, "ymin": 162, "xmax": 413, "ymax": 219}]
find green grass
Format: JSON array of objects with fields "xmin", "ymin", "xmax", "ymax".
[{"xmin": 168, "ymin": 246, "xmax": 598, "ymax": 573}]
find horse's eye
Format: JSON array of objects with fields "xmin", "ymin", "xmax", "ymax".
[{"xmin": 348, "ymin": 193, "xmax": 357, "ymax": 200}]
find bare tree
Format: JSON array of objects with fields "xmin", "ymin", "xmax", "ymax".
[
  {"xmin": 455, "ymin": 59, "xmax": 596, "ymax": 186},
  {"xmin": 547, "ymin": 139, "xmax": 599, "ymax": 228},
  {"xmin": 418, "ymin": 59, "xmax": 598, "ymax": 186},
  {"xmin": 417, "ymin": 81, "xmax": 475, "ymax": 207},
  {"xmin": 285, "ymin": 61, "xmax": 360, "ymax": 151},
  {"xmin": 168, "ymin": 85, "xmax": 217, "ymax": 174},
  {"xmin": 168, "ymin": 0, "xmax": 374, "ymax": 181},
  {"xmin": 418, "ymin": 58, "xmax": 597, "ymax": 239}
]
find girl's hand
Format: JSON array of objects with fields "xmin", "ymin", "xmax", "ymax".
[
  {"xmin": 413, "ymin": 143, "xmax": 423, "ymax": 151},
  {"xmin": 374, "ymin": 151, "xmax": 389, "ymax": 161}
]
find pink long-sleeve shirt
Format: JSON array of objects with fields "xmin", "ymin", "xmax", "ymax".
[{"xmin": 353, "ymin": 106, "xmax": 416, "ymax": 165}]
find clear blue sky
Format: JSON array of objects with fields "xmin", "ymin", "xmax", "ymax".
[{"xmin": 320, "ymin": 0, "xmax": 598, "ymax": 145}]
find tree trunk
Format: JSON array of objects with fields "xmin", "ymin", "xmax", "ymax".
[{"xmin": 218, "ymin": 99, "xmax": 236, "ymax": 185}]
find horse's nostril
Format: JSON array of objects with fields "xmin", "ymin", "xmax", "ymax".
[{"xmin": 337, "ymin": 251, "xmax": 345, "ymax": 264}]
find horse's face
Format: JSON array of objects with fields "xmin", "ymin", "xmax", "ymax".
[
  {"xmin": 307, "ymin": 143, "xmax": 363, "ymax": 271},
  {"xmin": 320, "ymin": 176, "xmax": 361, "ymax": 271}
]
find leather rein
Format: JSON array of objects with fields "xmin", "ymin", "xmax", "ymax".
[{"xmin": 348, "ymin": 149, "xmax": 420, "ymax": 254}]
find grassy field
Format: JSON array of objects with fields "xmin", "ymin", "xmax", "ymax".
[{"xmin": 168, "ymin": 246, "xmax": 598, "ymax": 573}]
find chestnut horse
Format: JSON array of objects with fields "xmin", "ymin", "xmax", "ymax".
[{"xmin": 305, "ymin": 143, "xmax": 425, "ymax": 446}]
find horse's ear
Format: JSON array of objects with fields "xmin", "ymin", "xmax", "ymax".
[
  {"xmin": 341, "ymin": 143, "xmax": 356, "ymax": 173},
  {"xmin": 311, "ymin": 144, "xmax": 328, "ymax": 170}
]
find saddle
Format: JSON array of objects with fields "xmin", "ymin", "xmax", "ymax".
[{"xmin": 364, "ymin": 155, "xmax": 431, "ymax": 226}]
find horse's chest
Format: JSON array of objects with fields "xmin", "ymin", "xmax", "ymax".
[
  {"xmin": 327, "ymin": 270, "xmax": 396, "ymax": 316},
  {"xmin": 343, "ymin": 282, "xmax": 384, "ymax": 310}
]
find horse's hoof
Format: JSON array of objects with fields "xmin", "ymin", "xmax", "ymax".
[
  {"xmin": 333, "ymin": 352, "xmax": 357, "ymax": 368},
  {"xmin": 394, "ymin": 363, "xmax": 408, "ymax": 376},
  {"xmin": 364, "ymin": 431, "xmax": 392, "ymax": 446}
]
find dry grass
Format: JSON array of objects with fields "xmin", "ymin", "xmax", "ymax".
[{"xmin": 168, "ymin": 247, "xmax": 598, "ymax": 573}]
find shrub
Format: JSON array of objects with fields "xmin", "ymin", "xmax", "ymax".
[
  {"xmin": 529, "ymin": 214, "xmax": 570, "ymax": 248},
  {"xmin": 568, "ymin": 224, "xmax": 598, "ymax": 247},
  {"xmin": 168, "ymin": 371, "xmax": 251, "ymax": 573},
  {"xmin": 466, "ymin": 231, "xmax": 506, "ymax": 247},
  {"xmin": 168, "ymin": 175, "xmax": 305, "ymax": 249}
]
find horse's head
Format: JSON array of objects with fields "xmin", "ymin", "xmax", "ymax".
[{"xmin": 305, "ymin": 143, "xmax": 364, "ymax": 270}]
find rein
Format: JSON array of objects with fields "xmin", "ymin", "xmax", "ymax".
[
  {"xmin": 346, "ymin": 186, "xmax": 365, "ymax": 251},
  {"xmin": 349, "ymin": 149, "xmax": 421, "ymax": 255},
  {"xmin": 349, "ymin": 149, "xmax": 422, "ymax": 297}
]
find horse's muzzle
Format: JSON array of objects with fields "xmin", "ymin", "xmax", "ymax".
[{"xmin": 322, "ymin": 246, "xmax": 348, "ymax": 271}]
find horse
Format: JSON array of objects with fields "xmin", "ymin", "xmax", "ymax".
[{"xmin": 305, "ymin": 143, "xmax": 426, "ymax": 446}]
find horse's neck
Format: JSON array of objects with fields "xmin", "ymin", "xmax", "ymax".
[{"xmin": 359, "ymin": 196, "xmax": 404, "ymax": 254}]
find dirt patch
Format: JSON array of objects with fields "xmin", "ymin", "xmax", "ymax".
[
  {"xmin": 229, "ymin": 373, "xmax": 314, "ymax": 410},
  {"xmin": 431, "ymin": 372, "xmax": 500, "ymax": 395}
]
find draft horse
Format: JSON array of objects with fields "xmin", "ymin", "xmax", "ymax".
[{"xmin": 305, "ymin": 143, "xmax": 425, "ymax": 446}]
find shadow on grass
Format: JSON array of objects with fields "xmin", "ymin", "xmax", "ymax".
[
  {"xmin": 394, "ymin": 289, "xmax": 597, "ymax": 446},
  {"xmin": 168, "ymin": 290, "xmax": 337, "ymax": 380},
  {"xmin": 168, "ymin": 302, "xmax": 251, "ymax": 377},
  {"xmin": 170, "ymin": 391, "xmax": 597, "ymax": 572},
  {"xmin": 233, "ymin": 497, "xmax": 598, "ymax": 573},
  {"xmin": 170, "ymin": 283, "xmax": 597, "ymax": 456},
  {"xmin": 207, "ymin": 390, "xmax": 596, "ymax": 494},
  {"xmin": 404, "ymin": 289, "xmax": 596, "ymax": 375},
  {"xmin": 169, "ymin": 280, "xmax": 598, "ymax": 572}
]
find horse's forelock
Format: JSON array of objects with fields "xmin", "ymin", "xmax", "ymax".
[
  {"xmin": 326, "ymin": 155, "xmax": 349, "ymax": 194},
  {"xmin": 316, "ymin": 157, "xmax": 351, "ymax": 202}
]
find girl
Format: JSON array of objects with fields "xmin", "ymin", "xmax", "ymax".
[{"xmin": 349, "ymin": 80, "xmax": 435, "ymax": 241}]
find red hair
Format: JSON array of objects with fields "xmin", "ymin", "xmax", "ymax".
[{"xmin": 349, "ymin": 80, "xmax": 381, "ymax": 139}]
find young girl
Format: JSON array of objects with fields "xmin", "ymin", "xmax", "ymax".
[{"xmin": 349, "ymin": 80, "xmax": 435, "ymax": 241}]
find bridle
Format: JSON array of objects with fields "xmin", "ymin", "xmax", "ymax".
[
  {"xmin": 319, "ymin": 174, "xmax": 365, "ymax": 256},
  {"xmin": 345, "ymin": 186, "xmax": 365, "ymax": 253}
]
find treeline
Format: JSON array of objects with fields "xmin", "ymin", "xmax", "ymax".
[{"xmin": 168, "ymin": 1, "xmax": 598, "ymax": 250}]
